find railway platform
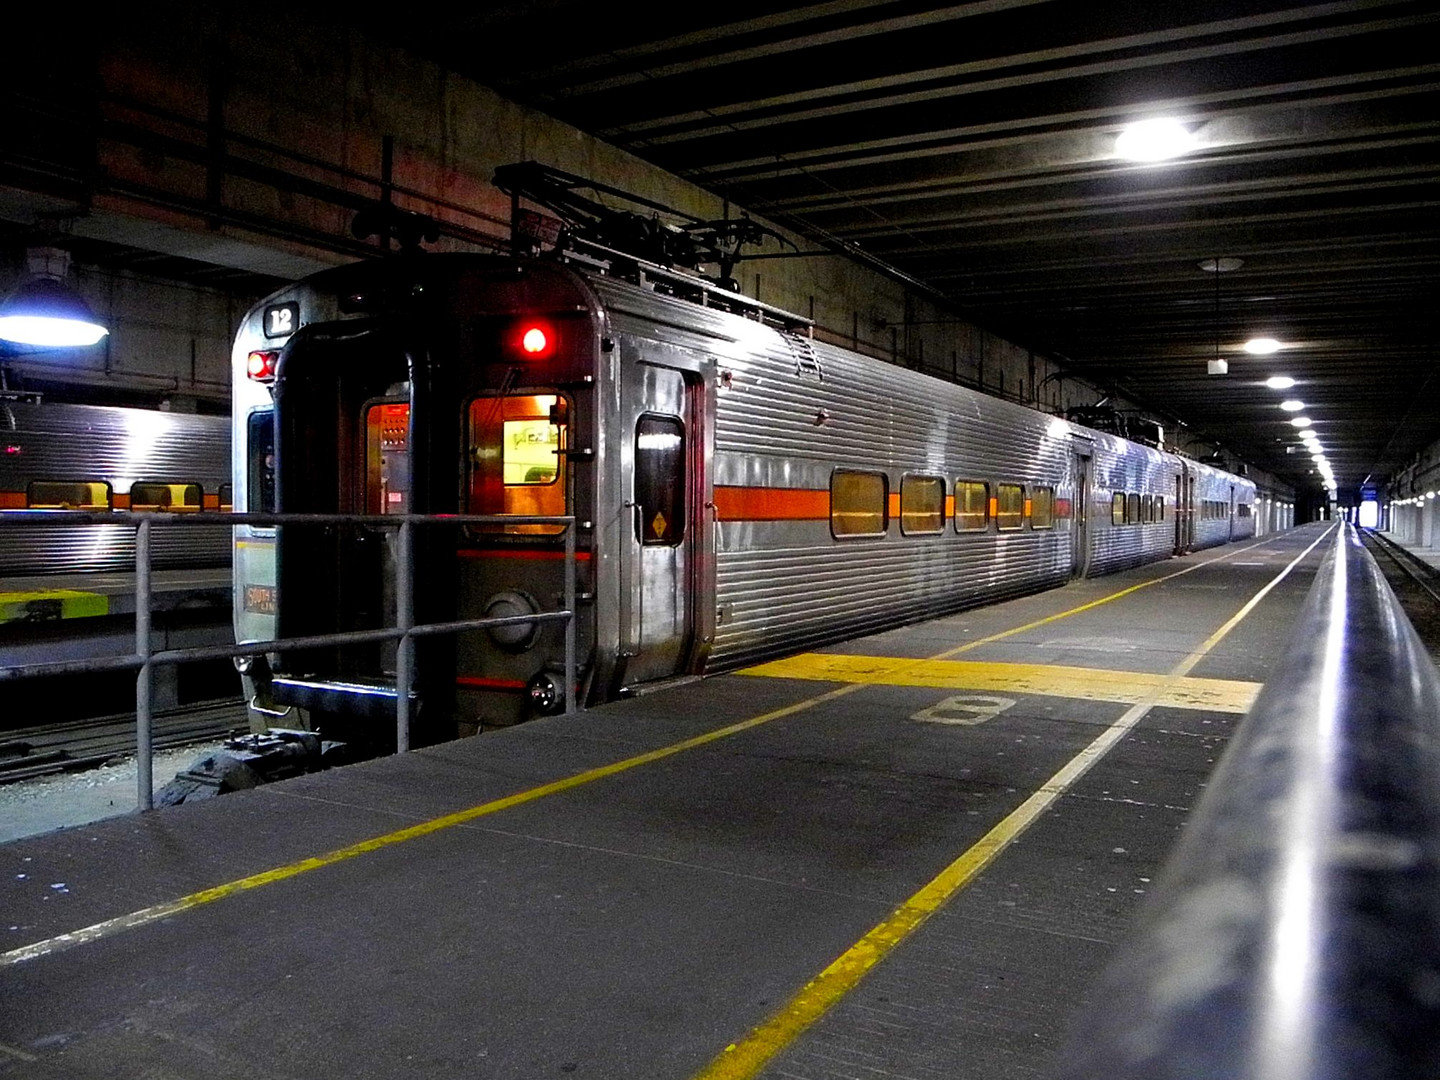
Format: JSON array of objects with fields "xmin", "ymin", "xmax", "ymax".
[{"xmin": 1, "ymin": 524, "xmax": 1339, "ymax": 1079}]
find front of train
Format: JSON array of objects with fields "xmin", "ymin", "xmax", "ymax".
[{"xmin": 231, "ymin": 254, "xmax": 602, "ymax": 747}]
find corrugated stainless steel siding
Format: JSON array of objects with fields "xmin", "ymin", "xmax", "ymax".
[
  {"xmin": 705, "ymin": 335, "xmax": 1074, "ymax": 668},
  {"xmin": 1190, "ymin": 461, "xmax": 1259, "ymax": 549},
  {"xmin": 0, "ymin": 403, "xmax": 230, "ymax": 576},
  {"xmin": 1084, "ymin": 431, "xmax": 1182, "ymax": 575},
  {"xmin": 584, "ymin": 271, "xmax": 1252, "ymax": 671}
]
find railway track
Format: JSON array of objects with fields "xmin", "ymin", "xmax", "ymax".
[
  {"xmin": 1359, "ymin": 529, "xmax": 1440, "ymax": 661},
  {"xmin": 0, "ymin": 700, "xmax": 248, "ymax": 785}
]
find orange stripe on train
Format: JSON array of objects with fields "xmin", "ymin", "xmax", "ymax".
[{"xmin": 712, "ymin": 486, "xmax": 830, "ymax": 521}]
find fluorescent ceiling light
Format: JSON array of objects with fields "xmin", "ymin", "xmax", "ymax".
[
  {"xmin": 1245, "ymin": 337, "xmax": 1283, "ymax": 355},
  {"xmin": 1279, "ymin": 400, "xmax": 1305, "ymax": 411},
  {"xmin": 1290, "ymin": 416, "xmax": 1312, "ymax": 427},
  {"xmin": 1116, "ymin": 118, "xmax": 1198, "ymax": 162},
  {"xmin": 1266, "ymin": 376, "xmax": 1295, "ymax": 389}
]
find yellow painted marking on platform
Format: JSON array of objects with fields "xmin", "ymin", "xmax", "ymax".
[
  {"xmin": 0, "ymin": 532, "xmax": 1289, "ymax": 970},
  {"xmin": 0, "ymin": 589, "xmax": 108, "ymax": 622},
  {"xmin": 0, "ymin": 683, "xmax": 862, "ymax": 969},
  {"xmin": 740, "ymin": 654, "xmax": 1262, "ymax": 714},
  {"xmin": 691, "ymin": 524, "xmax": 1336, "ymax": 1080}
]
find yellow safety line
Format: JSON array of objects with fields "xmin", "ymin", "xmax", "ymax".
[
  {"xmin": 0, "ymin": 683, "xmax": 861, "ymax": 969},
  {"xmin": 0, "ymin": 532, "xmax": 1294, "ymax": 970},
  {"xmin": 690, "ymin": 524, "xmax": 1335, "ymax": 1080},
  {"xmin": 740, "ymin": 655, "xmax": 1262, "ymax": 713}
]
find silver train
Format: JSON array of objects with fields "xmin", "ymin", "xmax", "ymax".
[
  {"xmin": 231, "ymin": 252, "xmax": 1259, "ymax": 743},
  {"xmin": 0, "ymin": 400, "xmax": 231, "ymax": 581}
]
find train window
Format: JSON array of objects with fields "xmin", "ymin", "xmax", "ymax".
[
  {"xmin": 219, "ymin": 483, "xmax": 233, "ymax": 512},
  {"xmin": 1031, "ymin": 486, "xmax": 1055, "ymax": 529},
  {"xmin": 900, "ymin": 475, "xmax": 945, "ymax": 535},
  {"xmin": 1112, "ymin": 492, "xmax": 1125, "ymax": 525},
  {"xmin": 1127, "ymin": 492, "xmax": 1141, "ymax": 524},
  {"xmin": 1155, "ymin": 496, "xmax": 1165, "ymax": 521},
  {"xmin": 26, "ymin": 481, "xmax": 111, "ymax": 510},
  {"xmin": 996, "ymin": 484, "xmax": 1024, "ymax": 531},
  {"xmin": 365, "ymin": 402, "xmax": 412, "ymax": 515},
  {"xmin": 955, "ymin": 480, "xmax": 989, "ymax": 532},
  {"xmin": 635, "ymin": 414, "xmax": 686, "ymax": 546},
  {"xmin": 247, "ymin": 409, "xmax": 276, "ymax": 514},
  {"xmin": 1142, "ymin": 494, "xmax": 1153, "ymax": 523},
  {"xmin": 130, "ymin": 482, "xmax": 202, "ymax": 512},
  {"xmin": 468, "ymin": 393, "xmax": 567, "ymax": 535},
  {"xmin": 831, "ymin": 470, "xmax": 888, "ymax": 537}
]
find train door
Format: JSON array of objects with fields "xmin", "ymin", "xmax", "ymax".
[
  {"xmin": 270, "ymin": 322, "xmax": 457, "ymax": 743},
  {"xmin": 1176, "ymin": 466, "xmax": 1195, "ymax": 553},
  {"xmin": 1174, "ymin": 473, "xmax": 1184, "ymax": 554},
  {"xmin": 1071, "ymin": 445, "xmax": 1091, "ymax": 578},
  {"xmin": 619, "ymin": 360, "xmax": 701, "ymax": 687}
]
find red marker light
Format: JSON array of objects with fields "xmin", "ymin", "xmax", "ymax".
[
  {"xmin": 521, "ymin": 326, "xmax": 549, "ymax": 354},
  {"xmin": 247, "ymin": 350, "xmax": 279, "ymax": 380}
]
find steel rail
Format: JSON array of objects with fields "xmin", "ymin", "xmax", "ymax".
[
  {"xmin": 1363, "ymin": 527, "xmax": 1440, "ymax": 608},
  {"xmin": 1054, "ymin": 522, "xmax": 1440, "ymax": 1080}
]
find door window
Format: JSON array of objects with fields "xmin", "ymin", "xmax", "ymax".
[
  {"xmin": 247, "ymin": 409, "xmax": 276, "ymax": 514},
  {"xmin": 635, "ymin": 414, "xmax": 685, "ymax": 545},
  {"xmin": 365, "ymin": 402, "xmax": 411, "ymax": 515}
]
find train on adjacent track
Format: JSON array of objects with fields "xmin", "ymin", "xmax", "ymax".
[
  {"xmin": 0, "ymin": 400, "xmax": 231, "ymax": 583},
  {"xmin": 230, "ymin": 219, "xmax": 1263, "ymax": 747}
]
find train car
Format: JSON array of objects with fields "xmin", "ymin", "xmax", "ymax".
[
  {"xmin": 0, "ymin": 400, "xmax": 231, "ymax": 580},
  {"xmin": 1188, "ymin": 457, "xmax": 1258, "ymax": 549},
  {"xmin": 230, "ymin": 250, "xmax": 1258, "ymax": 745}
]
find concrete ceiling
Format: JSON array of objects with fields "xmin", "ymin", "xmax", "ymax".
[{"xmin": 371, "ymin": 0, "xmax": 1439, "ymax": 497}]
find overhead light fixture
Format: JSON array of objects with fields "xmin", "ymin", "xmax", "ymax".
[
  {"xmin": 1198, "ymin": 257, "xmax": 1243, "ymax": 273},
  {"xmin": 1204, "ymin": 253, "xmax": 1230, "ymax": 376},
  {"xmin": 1266, "ymin": 375, "xmax": 1296, "ymax": 389},
  {"xmin": 1116, "ymin": 118, "xmax": 1198, "ymax": 162},
  {"xmin": 1290, "ymin": 416, "xmax": 1312, "ymax": 427},
  {"xmin": 1280, "ymin": 399, "xmax": 1305, "ymax": 411},
  {"xmin": 1244, "ymin": 337, "xmax": 1282, "ymax": 355},
  {"xmin": 0, "ymin": 248, "xmax": 108, "ymax": 348}
]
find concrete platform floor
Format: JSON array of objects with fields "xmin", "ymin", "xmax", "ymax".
[{"xmin": 0, "ymin": 524, "xmax": 1337, "ymax": 1080}]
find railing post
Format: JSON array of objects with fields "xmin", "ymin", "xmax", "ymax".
[
  {"xmin": 565, "ymin": 517, "xmax": 577, "ymax": 715},
  {"xmin": 395, "ymin": 517, "xmax": 414, "ymax": 753},
  {"xmin": 135, "ymin": 516, "xmax": 154, "ymax": 812}
]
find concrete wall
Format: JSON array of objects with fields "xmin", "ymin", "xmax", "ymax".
[{"xmin": 1385, "ymin": 436, "xmax": 1440, "ymax": 544}]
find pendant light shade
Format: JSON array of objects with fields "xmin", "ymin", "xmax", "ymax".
[{"xmin": 0, "ymin": 248, "xmax": 109, "ymax": 347}]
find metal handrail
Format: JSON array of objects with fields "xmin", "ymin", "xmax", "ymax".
[
  {"xmin": 1052, "ymin": 523, "xmax": 1440, "ymax": 1080},
  {"xmin": 0, "ymin": 510, "xmax": 579, "ymax": 812}
]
